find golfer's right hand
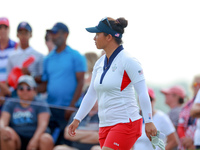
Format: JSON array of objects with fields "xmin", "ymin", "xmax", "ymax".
[{"xmin": 66, "ymin": 119, "xmax": 80, "ymax": 137}]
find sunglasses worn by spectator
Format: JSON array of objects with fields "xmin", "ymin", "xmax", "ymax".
[
  {"xmin": 193, "ymin": 82, "xmax": 200, "ymax": 87},
  {"xmin": 17, "ymin": 85, "xmax": 34, "ymax": 91}
]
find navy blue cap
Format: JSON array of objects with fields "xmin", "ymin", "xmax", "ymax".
[
  {"xmin": 47, "ymin": 22, "xmax": 69, "ymax": 34},
  {"xmin": 86, "ymin": 18, "xmax": 122, "ymax": 39},
  {"xmin": 17, "ymin": 22, "xmax": 32, "ymax": 32}
]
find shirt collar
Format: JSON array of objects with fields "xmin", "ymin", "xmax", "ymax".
[
  {"xmin": 104, "ymin": 45, "xmax": 124, "ymax": 70},
  {"xmin": 18, "ymin": 46, "xmax": 33, "ymax": 53},
  {"xmin": 52, "ymin": 45, "xmax": 69, "ymax": 54}
]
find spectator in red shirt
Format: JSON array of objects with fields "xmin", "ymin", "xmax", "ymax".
[{"xmin": 177, "ymin": 74, "xmax": 200, "ymax": 150}]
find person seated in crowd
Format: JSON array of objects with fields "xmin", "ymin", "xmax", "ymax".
[
  {"xmin": 190, "ymin": 89, "xmax": 200, "ymax": 150},
  {"xmin": 134, "ymin": 88, "xmax": 178, "ymax": 150},
  {"xmin": 161, "ymin": 85, "xmax": 186, "ymax": 129},
  {"xmin": 75, "ymin": 52, "xmax": 99, "ymax": 108},
  {"xmin": 177, "ymin": 74, "xmax": 200, "ymax": 150},
  {"xmin": 53, "ymin": 101, "xmax": 100, "ymax": 150},
  {"xmin": 0, "ymin": 75, "xmax": 54, "ymax": 150}
]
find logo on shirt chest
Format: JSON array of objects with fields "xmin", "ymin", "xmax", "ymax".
[{"xmin": 112, "ymin": 64, "xmax": 117, "ymax": 72}]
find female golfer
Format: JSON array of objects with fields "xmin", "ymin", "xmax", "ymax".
[{"xmin": 67, "ymin": 17, "xmax": 157, "ymax": 150}]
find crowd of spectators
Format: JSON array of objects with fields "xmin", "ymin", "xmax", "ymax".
[{"xmin": 0, "ymin": 17, "xmax": 200, "ymax": 150}]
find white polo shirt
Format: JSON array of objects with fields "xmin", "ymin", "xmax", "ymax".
[{"xmin": 75, "ymin": 45, "xmax": 151, "ymax": 127}]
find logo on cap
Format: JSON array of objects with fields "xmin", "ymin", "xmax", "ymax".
[{"xmin": 115, "ymin": 33, "xmax": 120, "ymax": 37}]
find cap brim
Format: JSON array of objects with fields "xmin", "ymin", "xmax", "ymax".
[
  {"xmin": 86, "ymin": 27, "xmax": 101, "ymax": 33},
  {"xmin": 46, "ymin": 26, "xmax": 60, "ymax": 34},
  {"xmin": 18, "ymin": 27, "xmax": 31, "ymax": 32},
  {"xmin": 0, "ymin": 23, "xmax": 9, "ymax": 27},
  {"xmin": 160, "ymin": 89, "xmax": 170, "ymax": 95}
]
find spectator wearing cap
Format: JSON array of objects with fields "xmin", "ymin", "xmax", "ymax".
[
  {"xmin": 161, "ymin": 85, "xmax": 186, "ymax": 129},
  {"xmin": 0, "ymin": 17, "xmax": 17, "ymax": 83},
  {"xmin": 0, "ymin": 75, "xmax": 54, "ymax": 150},
  {"xmin": 134, "ymin": 88, "xmax": 178, "ymax": 150},
  {"xmin": 38, "ymin": 22, "xmax": 87, "ymax": 145},
  {"xmin": 177, "ymin": 74, "xmax": 200, "ymax": 150},
  {"xmin": 0, "ymin": 17, "xmax": 18, "ymax": 114},
  {"xmin": 6, "ymin": 22, "xmax": 44, "ymax": 83}
]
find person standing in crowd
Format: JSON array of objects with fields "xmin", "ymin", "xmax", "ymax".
[
  {"xmin": 0, "ymin": 17, "xmax": 17, "ymax": 113},
  {"xmin": 161, "ymin": 85, "xmax": 186, "ymax": 129},
  {"xmin": 7, "ymin": 22, "xmax": 44, "ymax": 82},
  {"xmin": 67, "ymin": 17, "xmax": 157, "ymax": 150},
  {"xmin": 45, "ymin": 30, "xmax": 55, "ymax": 53},
  {"xmin": 190, "ymin": 89, "xmax": 200, "ymax": 149},
  {"xmin": 134, "ymin": 88, "xmax": 178, "ymax": 150},
  {"xmin": 0, "ymin": 17, "xmax": 17, "ymax": 83},
  {"xmin": 39, "ymin": 22, "xmax": 87, "ymax": 145},
  {"xmin": 0, "ymin": 75, "xmax": 54, "ymax": 150},
  {"xmin": 177, "ymin": 74, "xmax": 200, "ymax": 150}
]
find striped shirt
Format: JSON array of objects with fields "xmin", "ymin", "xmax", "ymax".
[{"xmin": 0, "ymin": 39, "xmax": 17, "ymax": 82}]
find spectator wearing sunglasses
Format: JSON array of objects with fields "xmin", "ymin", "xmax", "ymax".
[
  {"xmin": 177, "ymin": 74, "xmax": 200, "ymax": 150},
  {"xmin": 160, "ymin": 85, "xmax": 186, "ymax": 129},
  {"xmin": 67, "ymin": 17, "xmax": 157, "ymax": 150},
  {"xmin": 0, "ymin": 75, "xmax": 54, "ymax": 150}
]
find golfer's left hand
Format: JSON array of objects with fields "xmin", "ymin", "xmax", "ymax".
[{"xmin": 145, "ymin": 122, "xmax": 157, "ymax": 141}]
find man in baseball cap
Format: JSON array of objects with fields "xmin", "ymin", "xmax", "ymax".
[
  {"xmin": 0, "ymin": 17, "xmax": 9, "ymax": 27},
  {"xmin": 0, "ymin": 17, "xmax": 17, "ymax": 82},
  {"xmin": 17, "ymin": 22, "xmax": 32, "ymax": 32},
  {"xmin": 161, "ymin": 85, "xmax": 186, "ymax": 128}
]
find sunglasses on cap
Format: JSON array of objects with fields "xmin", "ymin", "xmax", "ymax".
[
  {"xmin": 17, "ymin": 85, "xmax": 34, "ymax": 91},
  {"xmin": 101, "ymin": 17, "xmax": 113, "ymax": 29},
  {"xmin": 193, "ymin": 82, "xmax": 200, "ymax": 87}
]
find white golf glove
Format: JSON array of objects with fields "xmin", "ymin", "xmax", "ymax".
[{"xmin": 151, "ymin": 130, "xmax": 165, "ymax": 150}]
